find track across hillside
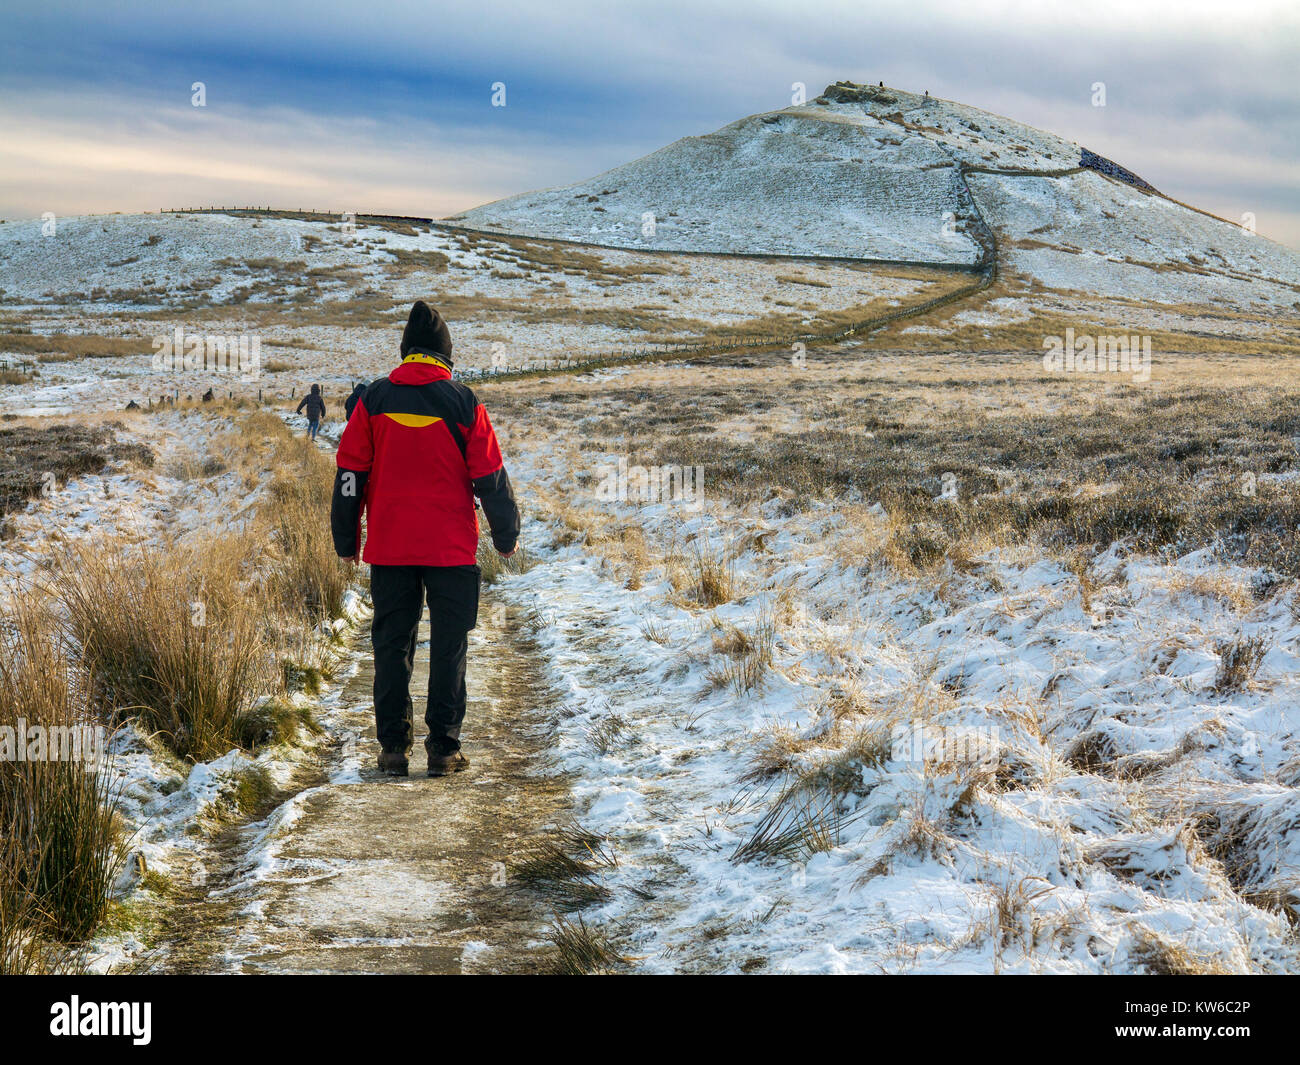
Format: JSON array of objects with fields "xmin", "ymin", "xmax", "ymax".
[{"xmin": 155, "ymin": 146, "xmax": 1270, "ymax": 388}]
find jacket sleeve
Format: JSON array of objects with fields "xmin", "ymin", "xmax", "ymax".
[
  {"xmin": 331, "ymin": 398, "xmax": 374, "ymax": 557},
  {"xmin": 464, "ymin": 402, "xmax": 520, "ymax": 554},
  {"xmin": 295, "ymin": 396, "xmax": 307, "ymax": 414}
]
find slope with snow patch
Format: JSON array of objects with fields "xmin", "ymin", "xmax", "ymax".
[
  {"xmin": 454, "ymin": 82, "xmax": 1300, "ymax": 308},
  {"xmin": 454, "ymin": 96, "xmax": 985, "ymax": 264},
  {"xmin": 969, "ymin": 169, "xmax": 1300, "ymax": 308}
]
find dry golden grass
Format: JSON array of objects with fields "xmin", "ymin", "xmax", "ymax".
[
  {"xmin": 49, "ymin": 535, "xmax": 277, "ymax": 761},
  {"xmin": 383, "ymin": 248, "xmax": 450, "ymax": 274},
  {"xmin": 1213, "ymin": 635, "xmax": 1269, "ymax": 694},
  {"xmin": 41, "ymin": 409, "xmax": 349, "ymax": 761},
  {"xmin": 661, "ymin": 539, "xmax": 738, "ymax": 609},
  {"xmin": 1129, "ymin": 928, "xmax": 1237, "ymax": 975},
  {"xmin": 1166, "ymin": 572, "xmax": 1254, "ymax": 613},
  {"xmin": 476, "ymin": 535, "xmax": 533, "ymax": 585},
  {"xmin": 0, "ymin": 333, "xmax": 145, "ymax": 360},
  {"xmin": 706, "ymin": 608, "xmax": 775, "ymax": 695},
  {"xmin": 0, "ymin": 365, "xmax": 362, "ymax": 966},
  {"xmin": 487, "ymin": 348, "xmax": 1300, "ymax": 578},
  {"xmin": 0, "ymin": 599, "xmax": 121, "ymax": 961},
  {"xmin": 743, "ymin": 724, "xmax": 820, "ymax": 783},
  {"xmin": 612, "ymin": 525, "xmax": 649, "ymax": 589},
  {"xmin": 265, "ymin": 433, "xmax": 351, "ymax": 621},
  {"xmin": 774, "ymin": 272, "xmax": 833, "ymax": 289},
  {"xmin": 544, "ymin": 913, "xmax": 630, "ymax": 974}
]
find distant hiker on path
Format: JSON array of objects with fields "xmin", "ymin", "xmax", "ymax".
[
  {"xmin": 296, "ymin": 383, "xmax": 326, "ymax": 440},
  {"xmin": 344, "ymin": 381, "xmax": 367, "ymax": 422},
  {"xmin": 331, "ymin": 300, "xmax": 521, "ymax": 778}
]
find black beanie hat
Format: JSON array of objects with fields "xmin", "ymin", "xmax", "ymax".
[{"xmin": 400, "ymin": 300, "xmax": 453, "ymax": 364}]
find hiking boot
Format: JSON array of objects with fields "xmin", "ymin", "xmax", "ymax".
[
  {"xmin": 427, "ymin": 750, "xmax": 469, "ymax": 777},
  {"xmin": 377, "ymin": 750, "xmax": 409, "ymax": 777}
]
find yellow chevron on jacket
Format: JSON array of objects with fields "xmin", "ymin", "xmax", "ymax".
[{"xmin": 381, "ymin": 412, "xmax": 443, "ymax": 428}]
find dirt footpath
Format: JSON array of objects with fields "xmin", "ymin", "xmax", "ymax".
[{"xmin": 159, "ymin": 596, "xmax": 567, "ymax": 974}]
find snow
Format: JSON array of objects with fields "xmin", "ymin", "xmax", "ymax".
[
  {"xmin": 457, "ymin": 103, "xmax": 983, "ymax": 263},
  {"xmin": 970, "ymin": 170, "xmax": 1300, "ymax": 308},
  {"xmin": 484, "ymin": 442, "xmax": 1300, "ymax": 974},
  {"xmin": 0, "ymin": 209, "xmax": 937, "ymax": 405}
]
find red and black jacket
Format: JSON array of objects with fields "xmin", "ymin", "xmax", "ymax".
[{"xmin": 330, "ymin": 349, "xmax": 520, "ymax": 566}]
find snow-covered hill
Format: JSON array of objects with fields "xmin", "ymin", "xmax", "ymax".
[
  {"xmin": 458, "ymin": 102, "xmax": 984, "ymax": 265},
  {"xmin": 453, "ymin": 82, "xmax": 1300, "ymax": 308}
]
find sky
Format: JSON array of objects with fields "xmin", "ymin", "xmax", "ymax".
[{"xmin": 1, "ymin": 0, "xmax": 1297, "ymax": 248}]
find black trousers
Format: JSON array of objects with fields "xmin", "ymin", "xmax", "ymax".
[{"xmin": 369, "ymin": 564, "xmax": 480, "ymax": 755}]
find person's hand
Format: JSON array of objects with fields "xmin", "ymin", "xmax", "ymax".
[
  {"xmin": 498, "ymin": 543, "xmax": 519, "ymax": 559},
  {"xmin": 340, "ymin": 553, "xmax": 359, "ymax": 564}
]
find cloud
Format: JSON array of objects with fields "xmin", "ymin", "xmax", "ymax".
[{"xmin": 0, "ymin": 91, "xmax": 597, "ymax": 219}]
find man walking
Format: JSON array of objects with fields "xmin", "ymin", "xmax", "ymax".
[
  {"xmin": 330, "ymin": 301, "xmax": 520, "ymax": 778},
  {"xmin": 296, "ymin": 383, "xmax": 327, "ymax": 440}
]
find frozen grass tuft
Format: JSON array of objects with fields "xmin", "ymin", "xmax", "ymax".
[
  {"xmin": 50, "ymin": 537, "xmax": 276, "ymax": 762},
  {"xmin": 477, "ymin": 536, "xmax": 532, "ymax": 586},
  {"xmin": 511, "ymin": 821, "xmax": 617, "ymax": 905},
  {"xmin": 1213, "ymin": 635, "xmax": 1268, "ymax": 694},
  {"xmin": 1129, "ymin": 928, "xmax": 1236, "ymax": 975},
  {"xmin": 707, "ymin": 608, "xmax": 775, "ymax": 695},
  {"xmin": 0, "ymin": 600, "xmax": 121, "ymax": 961},
  {"xmin": 544, "ymin": 913, "xmax": 629, "ymax": 975},
  {"xmin": 732, "ymin": 776, "xmax": 864, "ymax": 865},
  {"xmin": 685, "ymin": 542, "xmax": 734, "ymax": 607},
  {"xmin": 266, "ymin": 434, "xmax": 350, "ymax": 621}
]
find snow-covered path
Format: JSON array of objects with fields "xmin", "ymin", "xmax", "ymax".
[{"xmin": 156, "ymin": 593, "xmax": 568, "ymax": 974}]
